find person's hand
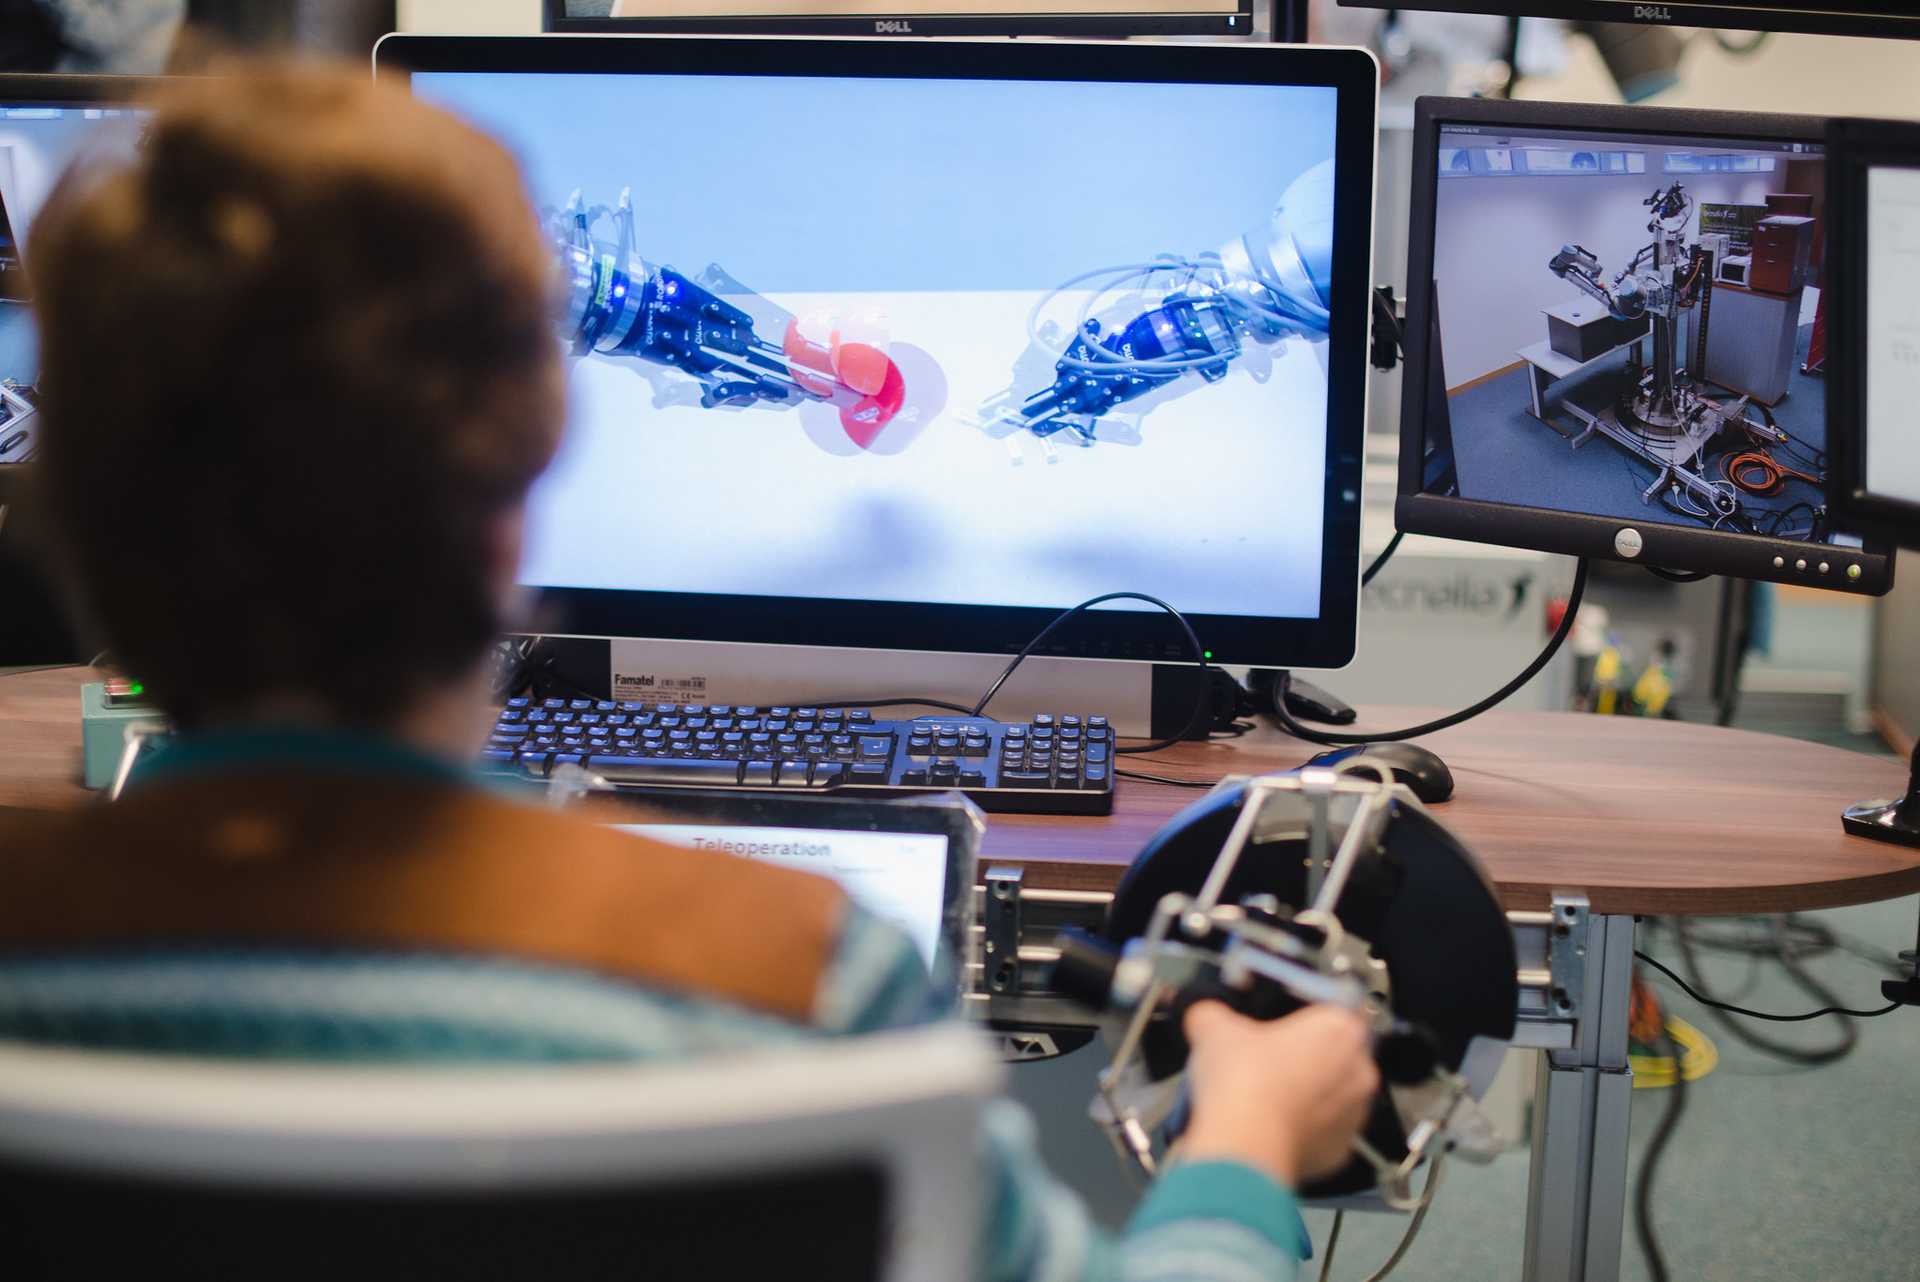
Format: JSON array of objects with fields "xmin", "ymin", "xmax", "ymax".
[{"xmin": 1176, "ymin": 1001, "xmax": 1380, "ymax": 1190}]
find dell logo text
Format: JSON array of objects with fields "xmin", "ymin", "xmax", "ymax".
[
  {"xmin": 875, "ymin": 19, "xmax": 913, "ymax": 32},
  {"xmin": 1633, "ymin": 5, "xmax": 1673, "ymax": 19}
]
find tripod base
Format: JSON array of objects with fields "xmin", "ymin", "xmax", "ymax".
[
  {"xmin": 1842, "ymin": 743, "xmax": 1920, "ymax": 848},
  {"xmin": 1842, "ymin": 799, "xmax": 1920, "ymax": 848}
]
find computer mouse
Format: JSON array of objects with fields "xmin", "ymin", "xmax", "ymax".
[{"xmin": 1304, "ymin": 742, "xmax": 1455, "ymax": 804}]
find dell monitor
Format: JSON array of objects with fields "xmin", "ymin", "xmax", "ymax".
[
  {"xmin": 542, "ymin": 0, "xmax": 1307, "ymax": 40},
  {"xmin": 1334, "ymin": 1, "xmax": 1920, "ymax": 41},
  {"xmin": 1, "ymin": 76, "xmax": 156, "ymax": 468},
  {"xmin": 1826, "ymin": 117, "xmax": 1918, "ymax": 850},
  {"xmin": 1396, "ymin": 96, "xmax": 1893, "ymax": 595},
  {"xmin": 375, "ymin": 36, "xmax": 1381, "ymax": 731},
  {"xmin": 1828, "ymin": 117, "xmax": 1920, "ymax": 553}
]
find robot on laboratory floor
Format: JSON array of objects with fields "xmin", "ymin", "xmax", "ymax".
[
  {"xmin": 550, "ymin": 188, "xmax": 905, "ymax": 436},
  {"xmin": 980, "ymin": 160, "xmax": 1336, "ymax": 448},
  {"xmin": 1545, "ymin": 181, "xmax": 1823, "ymax": 534}
]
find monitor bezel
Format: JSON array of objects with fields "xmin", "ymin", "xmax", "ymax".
[
  {"xmin": 1332, "ymin": 0, "xmax": 1919, "ymax": 41},
  {"xmin": 1396, "ymin": 95, "xmax": 1895, "ymax": 596},
  {"xmin": 540, "ymin": 0, "xmax": 1289, "ymax": 40},
  {"xmin": 375, "ymin": 34, "xmax": 1381, "ymax": 669},
  {"xmin": 1827, "ymin": 116, "xmax": 1920, "ymax": 551},
  {"xmin": 585, "ymin": 789, "xmax": 983, "ymax": 995}
]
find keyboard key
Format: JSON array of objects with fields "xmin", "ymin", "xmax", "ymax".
[
  {"xmin": 959, "ymin": 770, "xmax": 987, "ymax": 788},
  {"xmin": 858, "ymin": 737, "xmax": 892, "ymax": 758},
  {"xmin": 743, "ymin": 761, "xmax": 777, "ymax": 787},
  {"xmin": 1002, "ymin": 770, "xmax": 1050, "ymax": 786},
  {"xmin": 552, "ymin": 752, "xmax": 583, "ymax": 767},
  {"xmin": 1086, "ymin": 745, "xmax": 1109, "ymax": 763},
  {"xmin": 506, "ymin": 696, "xmax": 530, "ymax": 709},
  {"xmin": 812, "ymin": 763, "xmax": 845, "ymax": 787},
  {"xmin": 595, "ymin": 701, "xmax": 615, "ymax": 712},
  {"xmin": 587, "ymin": 756, "xmax": 744, "ymax": 786},
  {"xmin": 569, "ymin": 699, "xmax": 592, "ymax": 711},
  {"xmin": 850, "ymin": 762, "xmax": 889, "ymax": 781},
  {"xmin": 479, "ymin": 748, "xmax": 516, "ymax": 765},
  {"xmin": 1082, "ymin": 766, "xmax": 1109, "ymax": 787},
  {"xmin": 774, "ymin": 762, "xmax": 812, "ymax": 787}
]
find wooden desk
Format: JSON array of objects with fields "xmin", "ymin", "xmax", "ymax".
[
  {"xmin": 5, "ymin": 665, "xmax": 1918, "ymax": 915},
  {"xmin": 6, "ymin": 664, "xmax": 1917, "ymax": 1282}
]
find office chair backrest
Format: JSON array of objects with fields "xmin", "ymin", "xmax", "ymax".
[{"xmin": 0, "ymin": 1023, "xmax": 997, "ymax": 1282}]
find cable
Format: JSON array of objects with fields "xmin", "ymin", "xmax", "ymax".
[
  {"xmin": 1362, "ymin": 531, "xmax": 1403, "ymax": 588},
  {"xmin": 1673, "ymin": 918, "xmax": 1858, "ymax": 1065},
  {"xmin": 1115, "ymin": 767, "xmax": 1220, "ymax": 790},
  {"xmin": 1644, "ymin": 566, "xmax": 1711, "ymax": 584},
  {"xmin": 970, "ymin": 591, "xmax": 1209, "ymax": 755},
  {"xmin": 1353, "ymin": 1153, "xmax": 1444, "ymax": 1282},
  {"xmin": 1635, "ymin": 950, "xmax": 1903, "ymax": 1022},
  {"xmin": 804, "ymin": 697, "xmax": 977, "ymax": 716},
  {"xmin": 1317, "ymin": 1210, "xmax": 1344, "ymax": 1282},
  {"xmin": 1271, "ymin": 558, "xmax": 1589, "ymax": 747},
  {"xmin": 1633, "ymin": 1017, "xmax": 1687, "ymax": 1282}
]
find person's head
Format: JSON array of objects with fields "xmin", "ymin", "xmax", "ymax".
[{"xmin": 29, "ymin": 61, "xmax": 562, "ymax": 732}]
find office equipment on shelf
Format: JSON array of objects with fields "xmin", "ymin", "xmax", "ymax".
[
  {"xmin": 1333, "ymin": 0, "xmax": 1920, "ymax": 41},
  {"xmin": 1399, "ymin": 96, "xmax": 1892, "ymax": 593},
  {"xmin": 0, "ymin": 1025, "xmax": 995, "ymax": 1282},
  {"xmin": 375, "ymin": 35, "xmax": 1379, "ymax": 736},
  {"xmin": 1826, "ymin": 117, "xmax": 1920, "ymax": 851},
  {"xmin": 541, "ymin": 0, "xmax": 1306, "ymax": 39},
  {"xmin": 486, "ymin": 698, "xmax": 1120, "ymax": 815}
]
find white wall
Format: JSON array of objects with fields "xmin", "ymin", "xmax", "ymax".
[{"xmin": 1433, "ymin": 149, "xmax": 1778, "ymax": 387}]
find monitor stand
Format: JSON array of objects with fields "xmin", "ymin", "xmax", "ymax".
[
  {"xmin": 1842, "ymin": 743, "xmax": 1920, "ymax": 848},
  {"xmin": 535, "ymin": 635, "xmax": 1221, "ymax": 739}
]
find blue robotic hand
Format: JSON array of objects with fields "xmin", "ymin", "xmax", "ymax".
[
  {"xmin": 551, "ymin": 189, "xmax": 905, "ymax": 431},
  {"xmin": 991, "ymin": 160, "xmax": 1337, "ymax": 444}
]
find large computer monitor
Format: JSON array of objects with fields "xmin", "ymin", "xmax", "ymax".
[
  {"xmin": 375, "ymin": 36, "xmax": 1380, "ymax": 726},
  {"xmin": 1, "ymin": 76, "xmax": 155, "ymax": 469},
  {"xmin": 542, "ymin": 0, "xmax": 1305, "ymax": 40},
  {"xmin": 1396, "ymin": 96, "xmax": 1894, "ymax": 595},
  {"xmin": 1334, "ymin": 1, "xmax": 1920, "ymax": 41},
  {"xmin": 1828, "ymin": 117, "xmax": 1920, "ymax": 553}
]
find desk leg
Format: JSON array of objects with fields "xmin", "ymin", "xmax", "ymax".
[
  {"xmin": 1529, "ymin": 365, "xmax": 1549, "ymax": 420},
  {"xmin": 1522, "ymin": 913, "xmax": 1635, "ymax": 1282}
]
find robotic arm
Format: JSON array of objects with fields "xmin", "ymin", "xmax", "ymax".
[
  {"xmin": 988, "ymin": 160, "xmax": 1338, "ymax": 444},
  {"xmin": 551, "ymin": 189, "xmax": 905, "ymax": 434}
]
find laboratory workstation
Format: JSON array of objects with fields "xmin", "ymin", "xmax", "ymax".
[{"xmin": 3, "ymin": 2, "xmax": 1920, "ymax": 1279}]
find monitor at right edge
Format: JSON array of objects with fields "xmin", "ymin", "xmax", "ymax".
[
  {"xmin": 1397, "ymin": 97, "xmax": 1893, "ymax": 595},
  {"xmin": 1828, "ymin": 117, "xmax": 1920, "ymax": 553}
]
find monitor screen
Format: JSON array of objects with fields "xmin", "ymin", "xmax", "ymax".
[
  {"xmin": 1865, "ymin": 163, "xmax": 1920, "ymax": 510},
  {"xmin": 1333, "ymin": 1, "xmax": 1919, "ymax": 41},
  {"xmin": 0, "ymin": 94, "xmax": 145, "ymax": 463},
  {"xmin": 618, "ymin": 822, "xmax": 953, "ymax": 969},
  {"xmin": 389, "ymin": 38, "xmax": 1379, "ymax": 668},
  {"xmin": 546, "ymin": 0, "xmax": 1264, "ymax": 38},
  {"xmin": 1398, "ymin": 98, "xmax": 1893, "ymax": 594}
]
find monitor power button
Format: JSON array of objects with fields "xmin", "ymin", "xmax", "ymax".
[{"xmin": 1614, "ymin": 528, "xmax": 1644, "ymax": 559}]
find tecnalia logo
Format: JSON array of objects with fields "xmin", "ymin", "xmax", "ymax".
[
  {"xmin": 1633, "ymin": 4, "xmax": 1674, "ymax": 19},
  {"xmin": 874, "ymin": 19, "xmax": 913, "ymax": 32}
]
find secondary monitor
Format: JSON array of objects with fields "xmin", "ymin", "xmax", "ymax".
[
  {"xmin": 1828, "ymin": 117, "xmax": 1920, "ymax": 552},
  {"xmin": 1333, "ymin": 1, "xmax": 1920, "ymax": 41},
  {"xmin": 543, "ymin": 0, "xmax": 1305, "ymax": 40},
  {"xmin": 376, "ymin": 36, "xmax": 1381, "ymax": 714},
  {"xmin": 1397, "ymin": 96, "xmax": 1893, "ymax": 594},
  {"xmin": 0, "ymin": 76, "xmax": 156, "ymax": 468}
]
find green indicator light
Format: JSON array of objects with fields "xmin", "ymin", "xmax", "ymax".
[
  {"xmin": 1203, "ymin": 651, "xmax": 1213, "ymax": 660},
  {"xmin": 128, "ymin": 683, "xmax": 143, "ymax": 696}
]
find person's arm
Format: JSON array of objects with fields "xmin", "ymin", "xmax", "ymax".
[{"xmin": 813, "ymin": 908, "xmax": 1380, "ymax": 1282}]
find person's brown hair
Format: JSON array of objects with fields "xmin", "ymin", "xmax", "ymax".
[{"xmin": 28, "ymin": 62, "xmax": 563, "ymax": 729}]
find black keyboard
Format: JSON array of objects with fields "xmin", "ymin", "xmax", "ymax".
[{"xmin": 481, "ymin": 698, "xmax": 1118, "ymax": 815}]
